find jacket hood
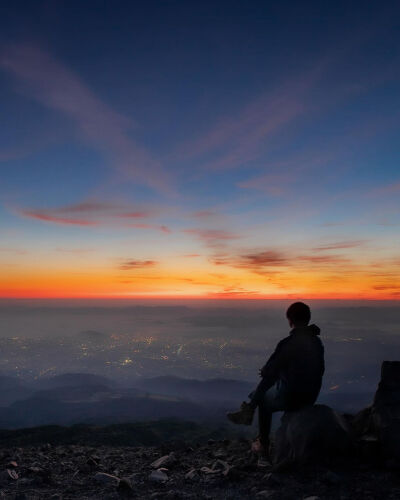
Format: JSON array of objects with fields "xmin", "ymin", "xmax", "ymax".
[{"xmin": 292, "ymin": 323, "xmax": 321, "ymax": 336}]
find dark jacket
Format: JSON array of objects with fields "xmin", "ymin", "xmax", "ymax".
[{"xmin": 251, "ymin": 324, "xmax": 325, "ymax": 409}]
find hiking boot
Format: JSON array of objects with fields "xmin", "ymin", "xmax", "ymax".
[
  {"xmin": 226, "ymin": 401, "xmax": 255, "ymax": 425},
  {"xmin": 251, "ymin": 436, "xmax": 272, "ymax": 466}
]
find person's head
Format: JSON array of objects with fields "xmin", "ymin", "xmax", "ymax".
[{"xmin": 286, "ymin": 301, "xmax": 311, "ymax": 328}]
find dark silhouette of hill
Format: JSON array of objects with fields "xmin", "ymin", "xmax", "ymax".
[
  {"xmin": 136, "ymin": 376, "xmax": 253, "ymax": 402},
  {"xmin": 0, "ymin": 375, "xmax": 33, "ymax": 406},
  {"xmin": 0, "ymin": 394, "xmax": 208, "ymax": 428},
  {"xmin": 0, "ymin": 372, "xmax": 376, "ymax": 429},
  {"xmin": 0, "ymin": 419, "xmax": 246, "ymax": 447},
  {"xmin": 33, "ymin": 372, "xmax": 115, "ymax": 390}
]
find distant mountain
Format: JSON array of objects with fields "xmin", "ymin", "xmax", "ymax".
[
  {"xmin": 34, "ymin": 373, "xmax": 116, "ymax": 390},
  {"xmin": 0, "ymin": 419, "xmax": 249, "ymax": 447},
  {"xmin": 135, "ymin": 376, "xmax": 253, "ymax": 403},
  {"xmin": 0, "ymin": 375, "xmax": 33, "ymax": 406},
  {"xmin": 0, "ymin": 393, "xmax": 210, "ymax": 429},
  {"xmin": 319, "ymin": 391, "xmax": 374, "ymax": 413}
]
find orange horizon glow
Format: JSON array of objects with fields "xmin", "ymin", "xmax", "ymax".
[{"xmin": 1, "ymin": 263, "xmax": 400, "ymax": 299}]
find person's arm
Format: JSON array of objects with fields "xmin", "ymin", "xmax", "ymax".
[{"xmin": 249, "ymin": 338, "xmax": 287, "ymax": 409}]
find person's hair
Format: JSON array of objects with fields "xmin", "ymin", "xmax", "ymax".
[{"xmin": 286, "ymin": 301, "xmax": 311, "ymax": 325}]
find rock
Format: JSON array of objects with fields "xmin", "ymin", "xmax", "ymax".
[
  {"xmin": 151, "ymin": 452, "xmax": 175, "ymax": 469},
  {"xmin": 274, "ymin": 404, "xmax": 352, "ymax": 466},
  {"xmin": 149, "ymin": 469, "xmax": 169, "ymax": 482},
  {"xmin": 212, "ymin": 459, "xmax": 230, "ymax": 475},
  {"xmin": 200, "ymin": 466, "xmax": 219, "ymax": 474},
  {"xmin": 165, "ymin": 490, "xmax": 183, "ymax": 499},
  {"xmin": 200, "ymin": 459, "xmax": 230, "ymax": 475},
  {"xmin": 256, "ymin": 490, "xmax": 275, "ymax": 498},
  {"xmin": 117, "ymin": 477, "xmax": 134, "ymax": 496},
  {"xmin": 263, "ymin": 472, "xmax": 284, "ymax": 487},
  {"xmin": 0, "ymin": 468, "xmax": 18, "ymax": 482},
  {"xmin": 213, "ymin": 449, "xmax": 227, "ymax": 458},
  {"xmin": 323, "ymin": 470, "xmax": 341, "ymax": 484},
  {"xmin": 87, "ymin": 456, "xmax": 100, "ymax": 467},
  {"xmin": 371, "ymin": 361, "xmax": 400, "ymax": 459},
  {"xmin": 94, "ymin": 471, "xmax": 120, "ymax": 485},
  {"xmin": 185, "ymin": 469, "xmax": 198, "ymax": 480}
]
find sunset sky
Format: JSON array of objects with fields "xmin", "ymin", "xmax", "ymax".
[{"xmin": 1, "ymin": 1, "xmax": 400, "ymax": 299}]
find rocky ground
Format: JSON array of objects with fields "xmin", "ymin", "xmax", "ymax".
[{"xmin": 0, "ymin": 438, "xmax": 399, "ymax": 499}]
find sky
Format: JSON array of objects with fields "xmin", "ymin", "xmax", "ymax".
[{"xmin": 0, "ymin": 0, "xmax": 400, "ymax": 300}]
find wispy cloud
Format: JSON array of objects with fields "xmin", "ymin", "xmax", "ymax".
[
  {"xmin": 238, "ymin": 173, "xmax": 294, "ymax": 196},
  {"xmin": 183, "ymin": 228, "xmax": 240, "ymax": 248},
  {"xmin": 192, "ymin": 210, "xmax": 217, "ymax": 218},
  {"xmin": 210, "ymin": 248, "xmax": 353, "ymax": 273},
  {"xmin": 126, "ymin": 223, "xmax": 171, "ymax": 233},
  {"xmin": 174, "ymin": 68, "xmax": 322, "ymax": 171},
  {"xmin": 119, "ymin": 260, "xmax": 157, "ymax": 270},
  {"xmin": 312, "ymin": 240, "xmax": 367, "ymax": 251},
  {"xmin": 20, "ymin": 210, "xmax": 98, "ymax": 226},
  {"xmin": 368, "ymin": 181, "xmax": 400, "ymax": 197},
  {"xmin": 0, "ymin": 43, "xmax": 171, "ymax": 193},
  {"xmin": 373, "ymin": 283, "xmax": 400, "ymax": 290},
  {"xmin": 16, "ymin": 199, "xmax": 170, "ymax": 232}
]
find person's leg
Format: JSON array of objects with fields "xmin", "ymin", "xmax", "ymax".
[
  {"xmin": 255, "ymin": 382, "xmax": 291, "ymax": 459},
  {"xmin": 258, "ymin": 396, "xmax": 273, "ymax": 454}
]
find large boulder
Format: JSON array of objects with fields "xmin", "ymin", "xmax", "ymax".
[
  {"xmin": 371, "ymin": 361, "xmax": 400, "ymax": 459},
  {"xmin": 274, "ymin": 404, "xmax": 352, "ymax": 467}
]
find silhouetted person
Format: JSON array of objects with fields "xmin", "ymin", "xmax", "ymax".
[{"xmin": 227, "ymin": 302, "xmax": 324, "ymax": 462}]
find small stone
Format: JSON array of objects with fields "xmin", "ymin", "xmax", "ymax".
[
  {"xmin": 0, "ymin": 469, "xmax": 18, "ymax": 482},
  {"xmin": 200, "ymin": 466, "xmax": 219, "ymax": 474},
  {"xmin": 87, "ymin": 457, "xmax": 99, "ymax": 467},
  {"xmin": 304, "ymin": 497, "xmax": 320, "ymax": 500},
  {"xmin": 151, "ymin": 453, "xmax": 175, "ymax": 469},
  {"xmin": 149, "ymin": 469, "xmax": 168, "ymax": 482},
  {"xmin": 185, "ymin": 469, "xmax": 198, "ymax": 480},
  {"xmin": 256, "ymin": 491, "xmax": 275, "ymax": 499},
  {"xmin": 94, "ymin": 472, "xmax": 120, "ymax": 485},
  {"xmin": 211, "ymin": 459, "xmax": 230, "ymax": 474},
  {"xmin": 118, "ymin": 477, "xmax": 134, "ymax": 495},
  {"xmin": 165, "ymin": 490, "xmax": 183, "ymax": 499},
  {"xmin": 213, "ymin": 449, "xmax": 227, "ymax": 458},
  {"xmin": 263, "ymin": 472, "xmax": 283, "ymax": 487},
  {"xmin": 129, "ymin": 472, "xmax": 142, "ymax": 483}
]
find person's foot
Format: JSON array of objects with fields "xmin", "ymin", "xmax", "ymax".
[
  {"xmin": 226, "ymin": 401, "xmax": 255, "ymax": 425},
  {"xmin": 251, "ymin": 437, "xmax": 272, "ymax": 466}
]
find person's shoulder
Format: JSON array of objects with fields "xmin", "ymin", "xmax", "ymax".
[{"xmin": 275, "ymin": 335, "xmax": 292, "ymax": 349}]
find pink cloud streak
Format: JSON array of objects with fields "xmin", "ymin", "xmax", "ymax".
[
  {"xmin": 0, "ymin": 43, "xmax": 171, "ymax": 193},
  {"xmin": 17, "ymin": 200, "xmax": 170, "ymax": 233}
]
